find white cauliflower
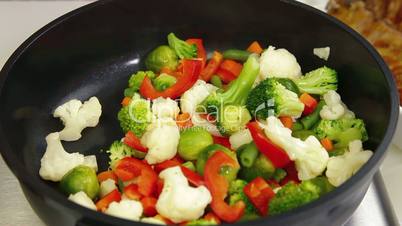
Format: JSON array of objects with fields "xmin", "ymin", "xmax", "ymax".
[
  {"xmin": 39, "ymin": 132, "xmax": 98, "ymax": 182},
  {"xmin": 180, "ymin": 80, "xmax": 218, "ymax": 115},
  {"xmin": 68, "ymin": 191, "xmax": 97, "ymax": 210},
  {"xmin": 99, "ymin": 179, "xmax": 117, "ymax": 198},
  {"xmin": 263, "ymin": 116, "xmax": 329, "ymax": 180},
  {"xmin": 326, "ymin": 140, "xmax": 373, "ymax": 187},
  {"xmin": 141, "ymin": 118, "xmax": 180, "ymax": 164},
  {"xmin": 229, "ymin": 128, "xmax": 252, "ymax": 150},
  {"xmin": 152, "ymin": 97, "xmax": 180, "ymax": 119},
  {"xmin": 53, "ymin": 96, "xmax": 102, "ymax": 141},
  {"xmin": 156, "ymin": 166, "xmax": 212, "ymax": 223},
  {"xmin": 141, "ymin": 217, "xmax": 166, "ymax": 225},
  {"xmin": 320, "ymin": 90, "xmax": 355, "ymax": 120},
  {"xmin": 259, "ymin": 46, "xmax": 302, "ymax": 80},
  {"xmin": 313, "ymin": 47, "xmax": 330, "ymax": 61},
  {"xmin": 105, "ymin": 200, "xmax": 143, "ymax": 221},
  {"xmin": 191, "ymin": 113, "xmax": 222, "ymax": 137}
]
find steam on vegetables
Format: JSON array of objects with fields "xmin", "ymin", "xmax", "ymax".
[{"xmin": 39, "ymin": 33, "xmax": 373, "ymax": 224}]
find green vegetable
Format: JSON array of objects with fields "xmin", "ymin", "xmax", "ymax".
[
  {"xmin": 167, "ymin": 33, "xmax": 197, "ymax": 59},
  {"xmin": 272, "ymin": 168, "xmax": 287, "ymax": 182},
  {"xmin": 125, "ymin": 71, "xmax": 156, "ymax": 96},
  {"xmin": 145, "ymin": 45, "xmax": 178, "ymax": 72},
  {"xmin": 210, "ymin": 75, "xmax": 223, "ymax": 88},
  {"xmin": 291, "ymin": 121, "xmax": 304, "ymax": 131},
  {"xmin": 117, "ymin": 93, "xmax": 152, "ymax": 137},
  {"xmin": 314, "ymin": 118, "xmax": 368, "ymax": 148},
  {"xmin": 60, "ymin": 165, "xmax": 99, "ymax": 199},
  {"xmin": 246, "ymin": 78, "xmax": 304, "ymax": 120},
  {"xmin": 217, "ymin": 105, "xmax": 252, "ymax": 135},
  {"xmin": 107, "ymin": 141, "xmax": 146, "ymax": 169},
  {"xmin": 186, "ymin": 219, "xmax": 218, "ymax": 226},
  {"xmin": 178, "ymin": 127, "xmax": 213, "ymax": 161},
  {"xmin": 308, "ymin": 177, "xmax": 335, "ymax": 196},
  {"xmin": 239, "ymin": 153, "xmax": 275, "ymax": 181},
  {"xmin": 182, "ymin": 161, "xmax": 196, "ymax": 171},
  {"xmin": 222, "ymin": 49, "xmax": 251, "ymax": 62},
  {"xmin": 196, "ymin": 144, "xmax": 237, "ymax": 176},
  {"xmin": 275, "ymin": 78, "xmax": 300, "ymax": 96},
  {"xmin": 292, "ymin": 130, "xmax": 316, "ymax": 141},
  {"xmin": 293, "ymin": 66, "xmax": 338, "ymax": 95},
  {"xmin": 238, "ymin": 142, "xmax": 259, "ymax": 168},
  {"xmin": 329, "ymin": 147, "xmax": 347, "ymax": 157},
  {"xmin": 300, "ymin": 100, "xmax": 326, "ymax": 130},
  {"xmin": 153, "ymin": 73, "xmax": 177, "ymax": 91},
  {"xmin": 228, "ymin": 180, "xmax": 259, "ymax": 215}
]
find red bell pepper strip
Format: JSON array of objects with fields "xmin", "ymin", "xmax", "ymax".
[
  {"xmin": 186, "ymin": 39, "xmax": 207, "ymax": 68},
  {"xmin": 216, "ymin": 68, "xmax": 237, "ymax": 83},
  {"xmin": 219, "ymin": 60, "xmax": 243, "ymax": 78},
  {"xmin": 280, "ymin": 162, "xmax": 300, "ymax": 186},
  {"xmin": 300, "ymin": 93, "xmax": 318, "ymax": 115},
  {"xmin": 96, "ymin": 189, "xmax": 121, "ymax": 212},
  {"xmin": 141, "ymin": 197, "xmax": 158, "ymax": 217},
  {"xmin": 156, "ymin": 178, "xmax": 164, "ymax": 198},
  {"xmin": 123, "ymin": 184, "xmax": 143, "ymax": 200},
  {"xmin": 139, "ymin": 59, "xmax": 202, "ymax": 100},
  {"xmin": 97, "ymin": 170, "xmax": 118, "ymax": 183},
  {"xmin": 212, "ymin": 135, "xmax": 232, "ymax": 150},
  {"xmin": 123, "ymin": 131, "xmax": 148, "ymax": 153},
  {"xmin": 204, "ymin": 151, "xmax": 245, "ymax": 223},
  {"xmin": 114, "ymin": 157, "xmax": 158, "ymax": 197},
  {"xmin": 247, "ymin": 122, "xmax": 291, "ymax": 168},
  {"xmin": 200, "ymin": 51, "xmax": 224, "ymax": 81},
  {"xmin": 154, "ymin": 159, "xmax": 204, "ymax": 187},
  {"xmin": 243, "ymin": 177, "xmax": 275, "ymax": 216}
]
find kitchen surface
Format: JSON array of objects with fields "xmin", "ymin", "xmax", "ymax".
[{"xmin": 0, "ymin": 1, "xmax": 401, "ymax": 226}]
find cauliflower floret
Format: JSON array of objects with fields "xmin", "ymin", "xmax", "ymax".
[
  {"xmin": 191, "ymin": 113, "xmax": 222, "ymax": 137},
  {"xmin": 259, "ymin": 46, "xmax": 302, "ymax": 80},
  {"xmin": 105, "ymin": 200, "xmax": 143, "ymax": 221},
  {"xmin": 229, "ymin": 128, "xmax": 253, "ymax": 150},
  {"xmin": 152, "ymin": 97, "xmax": 180, "ymax": 119},
  {"xmin": 180, "ymin": 80, "xmax": 218, "ymax": 115},
  {"xmin": 53, "ymin": 96, "xmax": 102, "ymax": 141},
  {"xmin": 263, "ymin": 116, "xmax": 329, "ymax": 180},
  {"xmin": 320, "ymin": 90, "xmax": 355, "ymax": 120},
  {"xmin": 156, "ymin": 166, "xmax": 212, "ymax": 223},
  {"xmin": 141, "ymin": 217, "xmax": 166, "ymax": 225},
  {"xmin": 68, "ymin": 191, "xmax": 97, "ymax": 210},
  {"xmin": 141, "ymin": 118, "xmax": 180, "ymax": 164},
  {"xmin": 99, "ymin": 179, "xmax": 117, "ymax": 198},
  {"xmin": 313, "ymin": 47, "xmax": 330, "ymax": 61},
  {"xmin": 326, "ymin": 140, "xmax": 373, "ymax": 187},
  {"xmin": 39, "ymin": 132, "xmax": 98, "ymax": 182}
]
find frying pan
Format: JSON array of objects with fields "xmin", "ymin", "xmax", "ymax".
[{"xmin": 0, "ymin": 0, "xmax": 399, "ymax": 226}]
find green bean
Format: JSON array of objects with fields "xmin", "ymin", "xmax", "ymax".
[
  {"xmin": 239, "ymin": 143, "xmax": 259, "ymax": 168},
  {"xmin": 292, "ymin": 130, "xmax": 316, "ymax": 141},
  {"xmin": 223, "ymin": 49, "xmax": 251, "ymax": 62},
  {"xmin": 210, "ymin": 75, "xmax": 223, "ymax": 88},
  {"xmin": 292, "ymin": 121, "xmax": 304, "ymax": 131},
  {"xmin": 301, "ymin": 100, "xmax": 326, "ymax": 129},
  {"xmin": 275, "ymin": 78, "xmax": 300, "ymax": 95}
]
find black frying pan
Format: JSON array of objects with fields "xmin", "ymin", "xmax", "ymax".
[{"xmin": 0, "ymin": 0, "xmax": 399, "ymax": 226}]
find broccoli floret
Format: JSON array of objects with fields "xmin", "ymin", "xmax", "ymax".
[
  {"xmin": 153, "ymin": 73, "xmax": 177, "ymax": 91},
  {"xmin": 293, "ymin": 66, "xmax": 338, "ymax": 95},
  {"xmin": 117, "ymin": 93, "xmax": 152, "ymax": 137},
  {"xmin": 228, "ymin": 180, "xmax": 259, "ymax": 216},
  {"xmin": 107, "ymin": 141, "xmax": 146, "ymax": 168},
  {"xmin": 124, "ymin": 71, "xmax": 155, "ymax": 97},
  {"xmin": 247, "ymin": 78, "xmax": 304, "ymax": 119},
  {"xmin": 167, "ymin": 33, "xmax": 197, "ymax": 59},
  {"xmin": 186, "ymin": 219, "xmax": 218, "ymax": 226},
  {"xmin": 314, "ymin": 118, "xmax": 368, "ymax": 148}
]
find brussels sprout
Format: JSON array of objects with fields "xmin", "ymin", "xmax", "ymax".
[
  {"xmin": 60, "ymin": 165, "xmax": 99, "ymax": 199},
  {"xmin": 145, "ymin": 45, "xmax": 178, "ymax": 72},
  {"xmin": 153, "ymin": 73, "xmax": 177, "ymax": 91},
  {"xmin": 178, "ymin": 127, "xmax": 213, "ymax": 161}
]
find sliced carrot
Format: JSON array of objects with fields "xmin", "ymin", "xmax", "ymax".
[
  {"xmin": 247, "ymin": 41, "xmax": 263, "ymax": 54},
  {"xmin": 121, "ymin": 97, "xmax": 131, "ymax": 106},
  {"xmin": 299, "ymin": 93, "xmax": 318, "ymax": 115},
  {"xmin": 97, "ymin": 171, "xmax": 118, "ymax": 183},
  {"xmin": 176, "ymin": 112, "xmax": 193, "ymax": 129},
  {"xmin": 200, "ymin": 51, "xmax": 223, "ymax": 81},
  {"xmin": 321, "ymin": 138, "xmax": 334, "ymax": 151},
  {"xmin": 279, "ymin": 116, "xmax": 293, "ymax": 129},
  {"xmin": 219, "ymin": 59, "xmax": 243, "ymax": 77},
  {"xmin": 96, "ymin": 189, "xmax": 121, "ymax": 212},
  {"xmin": 216, "ymin": 68, "xmax": 237, "ymax": 83}
]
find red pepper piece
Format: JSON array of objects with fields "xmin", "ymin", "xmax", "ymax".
[
  {"xmin": 243, "ymin": 177, "xmax": 275, "ymax": 216},
  {"xmin": 215, "ymin": 68, "xmax": 237, "ymax": 83},
  {"xmin": 186, "ymin": 39, "xmax": 207, "ymax": 68},
  {"xmin": 123, "ymin": 184, "xmax": 143, "ymax": 200},
  {"xmin": 220, "ymin": 60, "xmax": 243, "ymax": 77},
  {"xmin": 123, "ymin": 131, "xmax": 148, "ymax": 153},
  {"xmin": 300, "ymin": 93, "xmax": 318, "ymax": 115},
  {"xmin": 95, "ymin": 189, "xmax": 121, "ymax": 212},
  {"xmin": 212, "ymin": 136, "xmax": 232, "ymax": 150},
  {"xmin": 280, "ymin": 162, "xmax": 300, "ymax": 186},
  {"xmin": 200, "ymin": 51, "xmax": 224, "ymax": 81},
  {"xmin": 141, "ymin": 197, "xmax": 158, "ymax": 217}
]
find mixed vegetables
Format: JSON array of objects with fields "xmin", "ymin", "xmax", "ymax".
[{"xmin": 39, "ymin": 33, "xmax": 374, "ymax": 224}]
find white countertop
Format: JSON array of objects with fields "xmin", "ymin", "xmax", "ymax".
[{"xmin": 0, "ymin": 1, "xmax": 401, "ymax": 226}]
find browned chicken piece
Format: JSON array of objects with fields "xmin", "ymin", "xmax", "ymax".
[{"xmin": 329, "ymin": 0, "xmax": 402, "ymax": 104}]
